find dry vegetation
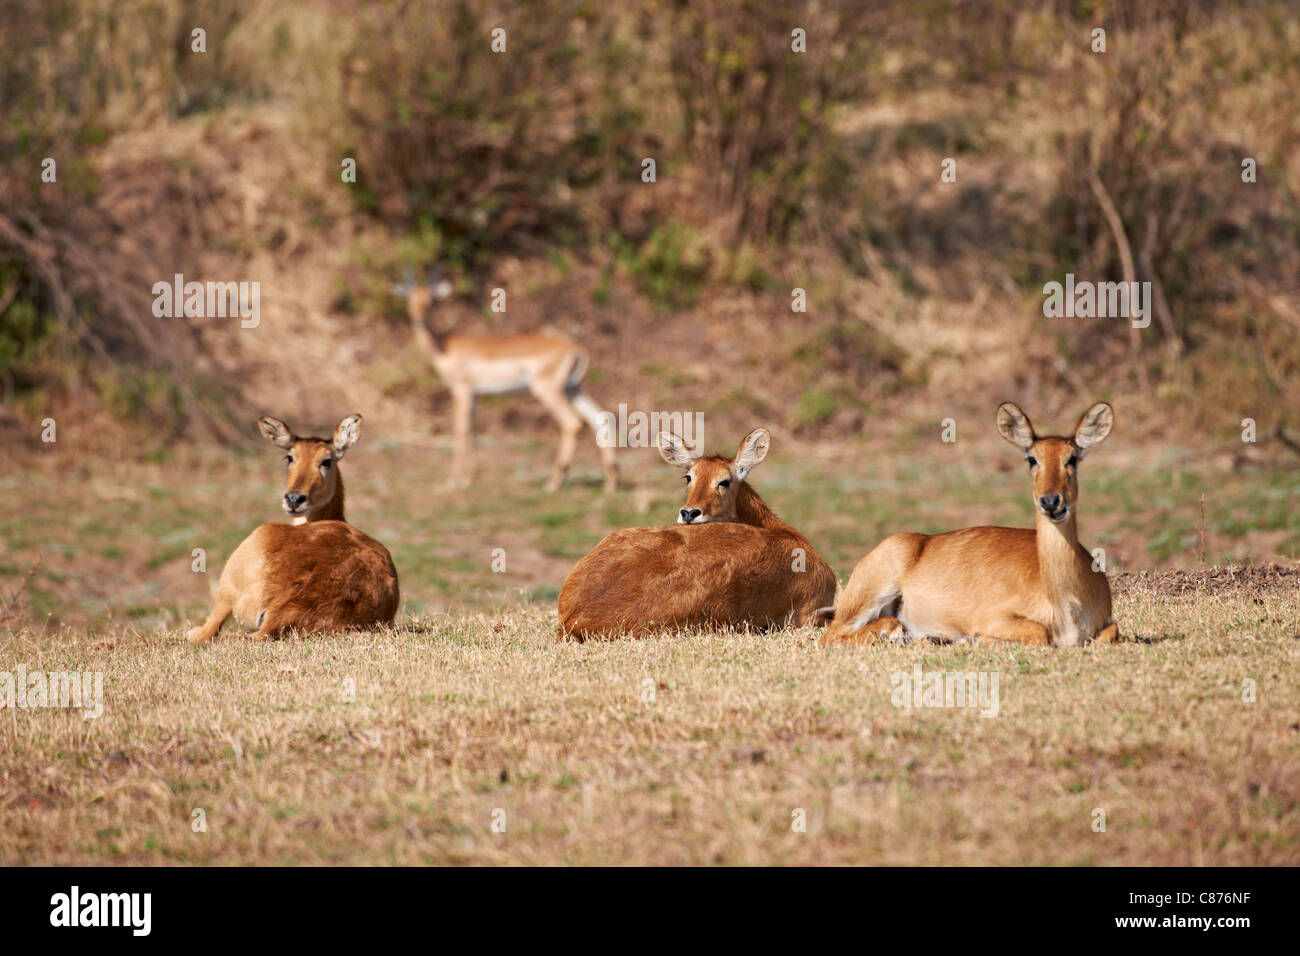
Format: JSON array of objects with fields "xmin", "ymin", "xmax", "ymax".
[
  {"xmin": 3, "ymin": 568, "xmax": 1298, "ymax": 865},
  {"xmin": 2, "ymin": 430, "xmax": 1299, "ymax": 865},
  {"xmin": 2, "ymin": 0, "xmax": 1298, "ymax": 445},
  {"xmin": 2, "ymin": 1, "xmax": 1299, "ymax": 865}
]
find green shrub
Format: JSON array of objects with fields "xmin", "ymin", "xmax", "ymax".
[
  {"xmin": 791, "ymin": 389, "xmax": 837, "ymax": 431},
  {"xmin": 620, "ymin": 223, "xmax": 711, "ymax": 313}
]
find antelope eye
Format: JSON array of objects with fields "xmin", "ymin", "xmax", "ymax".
[
  {"xmin": 320, "ymin": 459, "xmax": 333, "ymax": 470},
  {"xmin": 1026, "ymin": 456, "xmax": 1038, "ymax": 468},
  {"xmin": 683, "ymin": 474, "xmax": 692, "ymax": 483},
  {"xmin": 285, "ymin": 454, "xmax": 294, "ymax": 464},
  {"xmin": 1066, "ymin": 455, "xmax": 1078, "ymax": 468},
  {"xmin": 717, "ymin": 479, "xmax": 730, "ymax": 490}
]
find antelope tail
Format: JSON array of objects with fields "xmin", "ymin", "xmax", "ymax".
[
  {"xmin": 563, "ymin": 350, "xmax": 611, "ymax": 433},
  {"xmin": 569, "ymin": 390, "xmax": 608, "ymax": 431},
  {"xmin": 564, "ymin": 351, "xmax": 590, "ymax": 389}
]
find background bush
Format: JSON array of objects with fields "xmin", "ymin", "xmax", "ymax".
[{"xmin": 2, "ymin": 0, "xmax": 1297, "ymax": 439}]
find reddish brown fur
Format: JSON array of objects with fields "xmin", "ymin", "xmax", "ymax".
[
  {"xmin": 822, "ymin": 402, "xmax": 1119, "ymax": 647},
  {"xmin": 185, "ymin": 415, "xmax": 399, "ymax": 643},
  {"xmin": 557, "ymin": 428, "xmax": 836, "ymax": 640}
]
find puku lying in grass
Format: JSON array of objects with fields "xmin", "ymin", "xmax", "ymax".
[
  {"xmin": 185, "ymin": 414, "xmax": 399, "ymax": 643},
  {"xmin": 822, "ymin": 402, "xmax": 1119, "ymax": 647},
  {"xmin": 557, "ymin": 427, "xmax": 836, "ymax": 640}
]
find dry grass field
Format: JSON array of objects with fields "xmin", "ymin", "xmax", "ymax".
[
  {"xmin": 2, "ymin": 431, "xmax": 1298, "ymax": 866},
  {"xmin": 2, "ymin": 572, "xmax": 1298, "ymax": 866},
  {"xmin": 3, "ymin": 0, "xmax": 1300, "ymax": 869}
]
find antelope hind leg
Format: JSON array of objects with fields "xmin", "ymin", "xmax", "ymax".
[
  {"xmin": 821, "ymin": 614, "xmax": 907, "ymax": 646},
  {"xmin": 1092, "ymin": 622, "xmax": 1120, "ymax": 645},
  {"xmin": 977, "ymin": 617, "xmax": 1052, "ymax": 646},
  {"xmin": 186, "ymin": 592, "xmax": 234, "ymax": 644}
]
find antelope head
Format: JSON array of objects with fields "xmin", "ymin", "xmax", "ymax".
[
  {"xmin": 997, "ymin": 402, "xmax": 1113, "ymax": 525},
  {"xmin": 257, "ymin": 414, "xmax": 363, "ymax": 523},
  {"xmin": 392, "ymin": 266, "xmax": 453, "ymax": 323},
  {"xmin": 657, "ymin": 427, "xmax": 770, "ymax": 525}
]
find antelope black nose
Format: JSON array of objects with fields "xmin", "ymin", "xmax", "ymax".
[
  {"xmin": 1038, "ymin": 493, "xmax": 1062, "ymax": 513},
  {"xmin": 680, "ymin": 508, "xmax": 702, "ymax": 524},
  {"xmin": 284, "ymin": 492, "xmax": 308, "ymax": 510}
]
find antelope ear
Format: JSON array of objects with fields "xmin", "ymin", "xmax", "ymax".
[
  {"xmin": 996, "ymin": 403, "xmax": 1036, "ymax": 453},
  {"xmin": 657, "ymin": 432, "xmax": 696, "ymax": 470},
  {"xmin": 733, "ymin": 427, "xmax": 770, "ymax": 480},
  {"xmin": 332, "ymin": 414, "xmax": 363, "ymax": 458},
  {"xmin": 1073, "ymin": 402, "xmax": 1114, "ymax": 458},
  {"xmin": 258, "ymin": 416, "xmax": 295, "ymax": 449}
]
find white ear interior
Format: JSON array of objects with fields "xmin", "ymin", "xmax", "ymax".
[
  {"xmin": 332, "ymin": 415, "xmax": 362, "ymax": 457},
  {"xmin": 258, "ymin": 417, "xmax": 295, "ymax": 449},
  {"xmin": 1074, "ymin": 402, "xmax": 1114, "ymax": 454},
  {"xmin": 996, "ymin": 404, "xmax": 1035, "ymax": 452},
  {"xmin": 732, "ymin": 428, "xmax": 770, "ymax": 480},
  {"xmin": 658, "ymin": 431, "xmax": 697, "ymax": 469}
]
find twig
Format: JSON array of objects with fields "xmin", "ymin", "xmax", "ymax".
[
  {"xmin": 0, "ymin": 553, "xmax": 43, "ymax": 627},
  {"xmin": 1273, "ymin": 425, "xmax": 1300, "ymax": 458},
  {"xmin": 1197, "ymin": 494, "xmax": 1207, "ymax": 566},
  {"xmin": 1088, "ymin": 169, "xmax": 1150, "ymax": 394},
  {"xmin": 1139, "ymin": 209, "xmax": 1179, "ymax": 348}
]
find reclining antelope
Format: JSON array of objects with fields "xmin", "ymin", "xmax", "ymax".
[
  {"xmin": 185, "ymin": 414, "xmax": 399, "ymax": 643},
  {"xmin": 558, "ymin": 427, "xmax": 836, "ymax": 639},
  {"xmin": 394, "ymin": 269, "xmax": 618, "ymax": 493},
  {"xmin": 822, "ymin": 402, "xmax": 1118, "ymax": 647}
]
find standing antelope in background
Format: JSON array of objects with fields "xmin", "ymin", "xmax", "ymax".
[
  {"xmin": 393, "ymin": 269, "xmax": 619, "ymax": 493},
  {"xmin": 822, "ymin": 402, "xmax": 1119, "ymax": 647},
  {"xmin": 185, "ymin": 414, "xmax": 399, "ymax": 643},
  {"xmin": 558, "ymin": 427, "xmax": 836, "ymax": 639}
]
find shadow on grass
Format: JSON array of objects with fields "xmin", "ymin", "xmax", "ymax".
[{"xmin": 1119, "ymin": 632, "xmax": 1187, "ymax": 645}]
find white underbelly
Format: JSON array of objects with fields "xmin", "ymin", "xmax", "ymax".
[
  {"xmin": 471, "ymin": 368, "xmax": 531, "ymax": 395},
  {"xmin": 899, "ymin": 605, "xmax": 965, "ymax": 641}
]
